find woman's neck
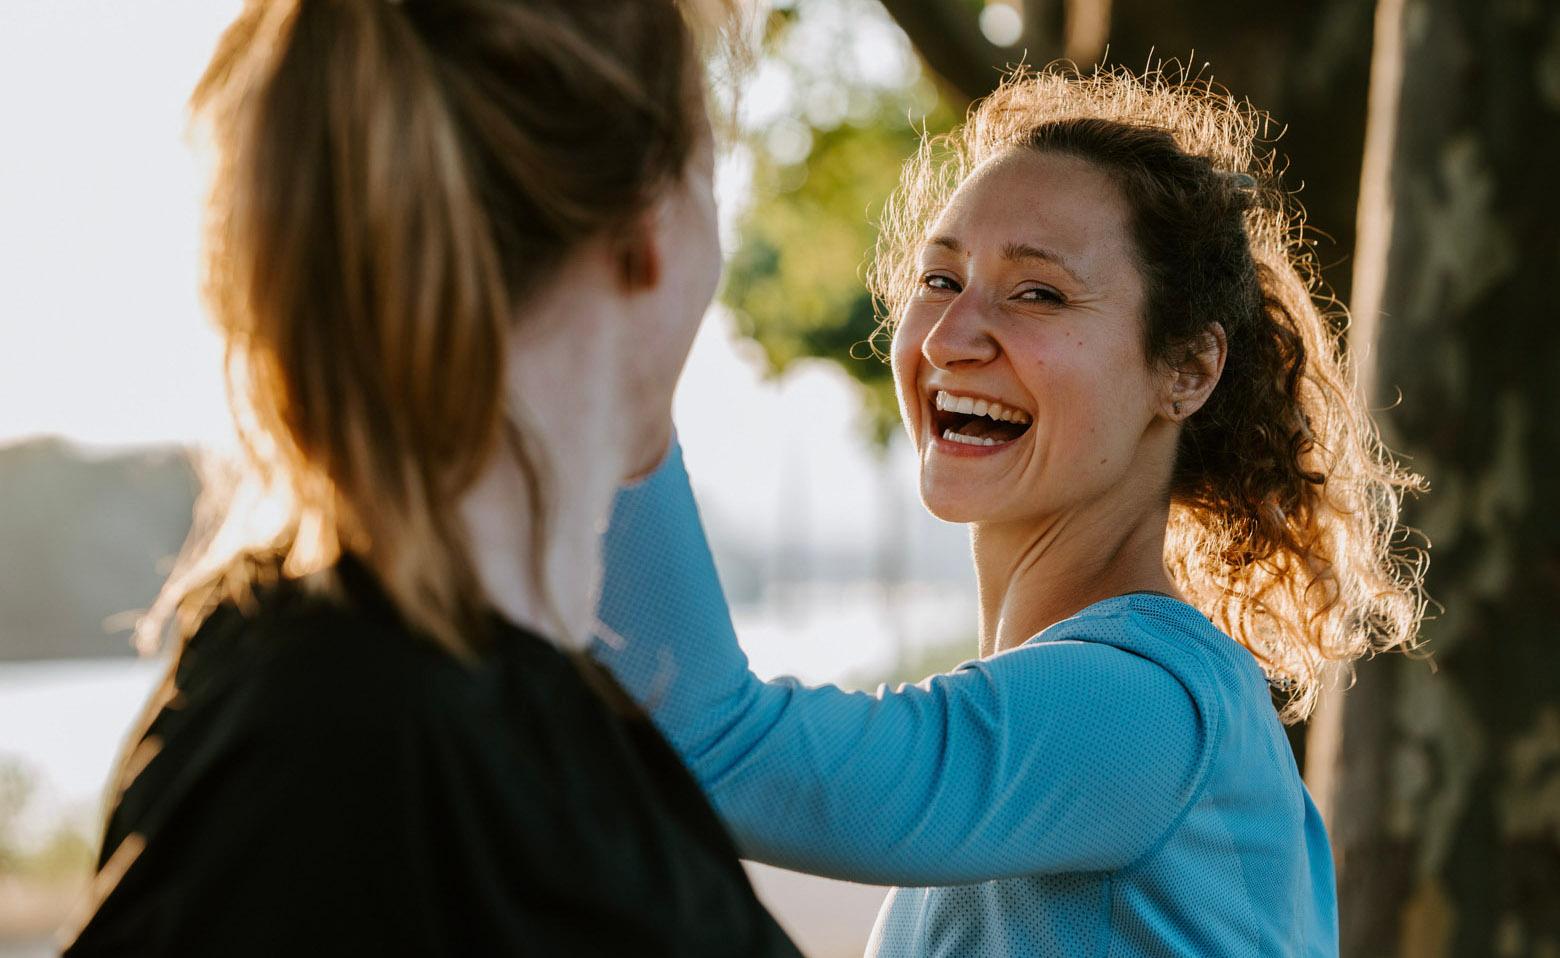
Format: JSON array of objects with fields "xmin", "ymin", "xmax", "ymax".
[
  {"xmin": 457, "ymin": 433, "xmax": 620, "ymax": 650},
  {"xmin": 970, "ymin": 495, "xmax": 1180, "ymax": 657},
  {"xmin": 457, "ymin": 276, "xmax": 634, "ymax": 649}
]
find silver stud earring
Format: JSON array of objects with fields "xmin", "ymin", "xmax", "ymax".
[{"xmin": 1173, "ymin": 401, "xmax": 1182, "ymax": 416}]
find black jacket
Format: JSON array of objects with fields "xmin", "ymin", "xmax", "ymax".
[{"xmin": 65, "ymin": 554, "xmax": 800, "ymax": 957}]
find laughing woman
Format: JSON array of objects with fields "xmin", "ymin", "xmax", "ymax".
[{"xmin": 592, "ymin": 68, "xmax": 1428, "ymax": 956}]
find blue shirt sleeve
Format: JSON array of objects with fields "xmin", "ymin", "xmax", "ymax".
[{"xmin": 591, "ymin": 436, "xmax": 1211, "ymax": 886}]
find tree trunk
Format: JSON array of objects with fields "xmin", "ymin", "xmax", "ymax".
[
  {"xmin": 1103, "ymin": 0, "xmax": 1376, "ymax": 310},
  {"xmin": 1306, "ymin": 0, "xmax": 1560, "ymax": 952}
]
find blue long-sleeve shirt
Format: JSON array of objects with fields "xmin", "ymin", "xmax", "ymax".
[{"xmin": 592, "ymin": 437, "xmax": 1338, "ymax": 957}]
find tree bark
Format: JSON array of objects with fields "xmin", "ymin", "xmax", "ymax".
[
  {"xmin": 1102, "ymin": 0, "xmax": 1376, "ymax": 311},
  {"xmin": 1308, "ymin": 0, "xmax": 1560, "ymax": 952},
  {"xmin": 875, "ymin": 0, "xmax": 1062, "ymax": 102}
]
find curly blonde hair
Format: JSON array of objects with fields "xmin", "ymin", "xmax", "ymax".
[{"xmin": 869, "ymin": 65, "xmax": 1430, "ymax": 723}]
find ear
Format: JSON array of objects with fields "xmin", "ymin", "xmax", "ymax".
[
  {"xmin": 1161, "ymin": 322, "xmax": 1227, "ymax": 421},
  {"xmin": 615, "ymin": 211, "xmax": 663, "ymax": 292}
]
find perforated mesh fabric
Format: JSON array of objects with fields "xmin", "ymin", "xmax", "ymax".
[{"xmin": 593, "ymin": 437, "xmax": 1337, "ymax": 957}]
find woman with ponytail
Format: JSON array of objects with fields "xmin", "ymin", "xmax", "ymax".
[
  {"xmin": 64, "ymin": 0, "xmax": 799, "ymax": 954},
  {"xmin": 591, "ymin": 66, "xmax": 1429, "ymax": 956}
]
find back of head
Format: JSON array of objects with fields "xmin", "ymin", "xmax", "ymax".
[
  {"xmin": 146, "ymin": 0, "xmax": 723, "ymax": 657},
  {"xmin": 872, "ymin": 66, "xmax": 1429, "ymax": 723}
]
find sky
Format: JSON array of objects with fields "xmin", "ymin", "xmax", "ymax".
[
  {"xmin": 0, "ymin": 0, "xmax": 235, "ymax": 450},
  {"xmin": 0, "ymin": 0, "xmax": 970, "ymax": 563}
]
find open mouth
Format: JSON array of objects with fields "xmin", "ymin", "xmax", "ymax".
[{"xmin": 929, "ymin": 390, "xmax": 1033, "ymax": 447}]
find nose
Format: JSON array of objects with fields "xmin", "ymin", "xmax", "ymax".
[{"xmin": 922, "ymin": 292, "xmax": 998, "ymax": 370}]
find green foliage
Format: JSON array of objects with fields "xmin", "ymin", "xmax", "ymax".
[
  {"xmin": 0, "ymin": 756, "xmax": 95, "ymax": 880},
  {"xmin": 723, "ymin": 121, "xmax": 911, "ymax": 445},
  {"xmin": 25, "ymin": 822, "xmax": 95, "ymax": 879},
  {"xmin": 721, "ymin": 1, "xmax": 956, "ymax": 447},
  {"xmin": 0, "ymin": 758, "xmax": 35, "ymax": 873}
]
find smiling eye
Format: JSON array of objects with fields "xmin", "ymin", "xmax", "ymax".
[
  {"xmin": 1017, "ymin": 286, "xmax": 1064, "ymax": 304},
  {"xmin": 921, "ymin": 273, "xmax": 962, "ymax": 293}
]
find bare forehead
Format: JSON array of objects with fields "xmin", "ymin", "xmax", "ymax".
[{"xmin": 923, "ymin": 148, "xmax": 1135, "ymax": 275}]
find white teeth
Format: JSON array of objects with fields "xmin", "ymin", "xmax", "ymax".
[
  {"xmin": 942, "ymin": 428, "xmax": 1002, "ymax": 446},
  {"xmin": 933, "ymin": 390, "xmax": 1033, "ymax": 426}
]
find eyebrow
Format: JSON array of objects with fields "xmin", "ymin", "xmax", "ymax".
[{"xmin": 923, "ymin": 235, "xmax": 1085, "ymax": 284}]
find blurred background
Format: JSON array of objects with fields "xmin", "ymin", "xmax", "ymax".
[{"xmin": 1, "ymin": 0, "xmax": 1554, "ymax": 956}]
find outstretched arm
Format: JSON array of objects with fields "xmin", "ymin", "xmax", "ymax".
[{"xmin": 592, "ymin": 435, "xmax": 1214, "ymax": 886}]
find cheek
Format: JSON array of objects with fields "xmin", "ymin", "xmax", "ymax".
[
  {"xmin": 889, "ymin": 318, "xmax": 928, "ymax": 428},
  {"xmin": 1016, "ymin": 332, "xmax": 1144, "ymax": 461},
  {"xmin": 1061, "ymin": 366, "xmax": 1153, "ymax": 468}
]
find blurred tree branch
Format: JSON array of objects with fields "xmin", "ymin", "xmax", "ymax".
[{"xmin": 875, "ymin": 0, "xmax": 1067, "ymax": 102}]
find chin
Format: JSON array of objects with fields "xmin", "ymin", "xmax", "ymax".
[
  {"xmin": 918, "ymin": 482, "xmax": 995, "ymax": 525},
  {"xmin": 924, "ymin": 503, "xmax": 984, "ymax": 524}
]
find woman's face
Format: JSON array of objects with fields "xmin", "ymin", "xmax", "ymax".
[{"xmin": 891, "ymin": 148, "xmax": 1167, "ymax": 525}]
